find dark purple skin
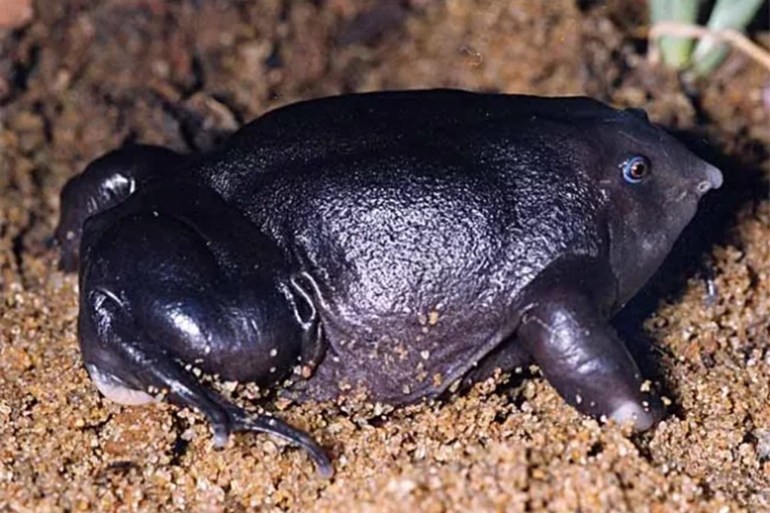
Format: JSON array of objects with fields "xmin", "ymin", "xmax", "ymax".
[{"xmin": 55, "ymin": 90, "xmax": 723, "ymax": 476}]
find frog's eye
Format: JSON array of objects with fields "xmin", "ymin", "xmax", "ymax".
[{"xmin": 621, "ymin": 155, "xmax": 651, "ymax": 183}]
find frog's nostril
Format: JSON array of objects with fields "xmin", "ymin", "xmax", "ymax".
[{"xmin": 696, "ymin": 181, "xmax": 711, "ymax": 195}]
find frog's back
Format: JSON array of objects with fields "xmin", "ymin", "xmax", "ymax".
[
  {"xmin": 226, "ymin": 89, "xmax": 614, "ymax": 155},
  {"xmin": 196, "ymin": 90, "xmax": 616, "ymax": 191},
  {"xmin": 197, "ymin": 90, "xmax": 611, "ymax": 323}
]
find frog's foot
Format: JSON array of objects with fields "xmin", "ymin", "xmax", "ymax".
[{"xmin": 518, "ymin": 286, "xmax": 663, "ymax": 431}]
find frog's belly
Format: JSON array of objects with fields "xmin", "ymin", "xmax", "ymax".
[
  {"xmin": 289, "ymin": 303, "xmax": 516, "ymax": 405},
  {"xmin": 287, "ymin": 230, "xmax": 529, "ymax": 403}
]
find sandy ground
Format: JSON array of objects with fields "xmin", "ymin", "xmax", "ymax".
[{"xmin": 1, "ymin": 1, "xmax": 770, "ymax": 511}]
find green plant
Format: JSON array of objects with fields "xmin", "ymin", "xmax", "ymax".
[{"xmin": 649, "ymin": 0, "xmax": 766, "ymax": 75}]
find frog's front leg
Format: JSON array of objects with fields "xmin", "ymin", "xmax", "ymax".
[
  {"xmin": 77, "ymin": 183, "xmax": 332, "ymax": 476},
  {"xmin": 518, "ymin": 286, "xmax": 663, "ymax": 431}
]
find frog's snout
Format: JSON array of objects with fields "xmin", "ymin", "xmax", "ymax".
[{"xmin": 696, "ymin": 163, "xmax": 723, "ymax": 195}]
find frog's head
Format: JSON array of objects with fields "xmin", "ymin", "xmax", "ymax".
[{"xmin": 582, "ymin": 107, "xmax": 723, "ymax": 309}]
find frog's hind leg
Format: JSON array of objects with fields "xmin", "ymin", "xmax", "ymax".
[
  {"xmin": 79, "ymin": 290, "xmax": 331, "ymax": 475},
  {"xmin": 77, "ymin": 200, "xmax": 331, "ymax": 476},
  {"xmin": 55, "ymin": 145, "xmax": 183, "ymax": 271}
]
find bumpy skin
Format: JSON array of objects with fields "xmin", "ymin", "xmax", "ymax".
[{"xmin": 55, "ymin": 90, "xmax": 723, "ymax": 476}]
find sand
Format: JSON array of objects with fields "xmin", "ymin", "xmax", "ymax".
[{"xmin": 1, "ymin": 1, "xmax": 769, "ymax": 511}]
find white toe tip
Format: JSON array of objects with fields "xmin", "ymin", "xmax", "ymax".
[
  {"xmin": 610, "ymin": 401, "xmax": 655, "ymax": 431},
  {"xmin": 212, "ymin": 430, "xmax": 229, "ymax": 449}
]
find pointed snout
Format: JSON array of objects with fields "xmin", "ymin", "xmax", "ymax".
[{"xmin": 696, "ymin": 163, "xmax": 723, "ymax": 195}]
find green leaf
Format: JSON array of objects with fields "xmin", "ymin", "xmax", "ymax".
[
  {"xmin": 649, "ymin": 0, "xmax": 703, "ymax": 69},
  {"xmin": 692, "ymin": 0, "xmax": 765, "ymax": 75}
]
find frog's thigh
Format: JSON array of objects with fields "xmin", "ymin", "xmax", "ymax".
[
  {"xmin": 518, "ymin": 288, "xmax": 662, "ymax": 430},
  {"xmin": 82, "ymin": 204, "xmax": 305, "ymax": 383},
  {"xmin": 77, "ymin": 210, "xmax": 331, "ymax": 474}
]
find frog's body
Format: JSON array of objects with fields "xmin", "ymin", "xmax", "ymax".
[{"xmin": 56, "ymin": 90, "xmax": 723, "ymax": 476}]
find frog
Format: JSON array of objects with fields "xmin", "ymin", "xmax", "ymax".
[{"xmin": 55, "ymin": 89, "xmax": 723, "ymax": 476}]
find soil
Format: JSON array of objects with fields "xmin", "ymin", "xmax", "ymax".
[{"xmin": 1, "ymin": 1, "xmax": 769, "ymax": 512}]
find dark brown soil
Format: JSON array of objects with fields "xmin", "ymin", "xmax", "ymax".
[{"xmin": 1, "ymin": 1, "xmax": 769, "ymax": 511}]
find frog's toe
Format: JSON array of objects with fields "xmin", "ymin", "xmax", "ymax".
[
  {"xmin": 211, "ymin": 423, "xmax": 230, "ymax": 449},
  {"xmin": 609, "ymin": 397, "xmax": 662, "ymax": 432},
  {"xmin": 228, "ymin": 408, "xmax": 333, "ymax": 478}
]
